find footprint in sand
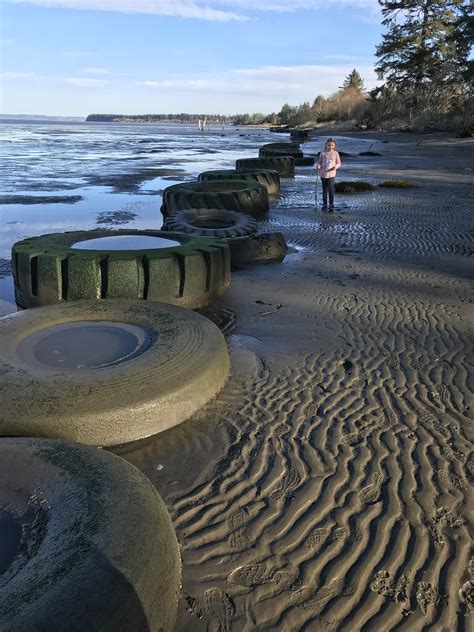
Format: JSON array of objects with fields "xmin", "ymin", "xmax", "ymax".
[
  {"xmin": 226, "ymin": 507, "xmax": 249, "ymax": 531},
  {"xmin": 416, "ymin": 581, "xmax": 446, "ymax": 616},
  {"xmin": 351, "ymin": 373, "xmax": 369, "ymax": 390},
  {"xmin": 204, "ymin": 588, "xmax": 235, "ymax": 632},
  {"xmin": 458, "ymin": 557, "xmax": 474, "ymax": 613},
  {"xmin": 305, "ymin": 527, "xmax": 328, "ymax": 548},
  {"xmin": 359, "ymin": 472, "xmax": 384, "ymax": 504},
  {"xmin": 426, "ymin": 505, "xmax": 465, "ymax": 549},
  {"xmin": 384, "ymin": 351, "xmax": 400, "ymax": 369},
  {"xmin": 228, "ymin": 527, "xmax": 249, "ymax": 550},
  {"xmin": 227, "ymin": 563, "xmax": 272, "ymax": 588},
  {"xmin": 433, "ymin": 383, "xmax": 451, "ymax": 403},
  {"xmin": 185, "ymin": 594, "xmax": 203, "ymax": 619},
  {"xmin": 296, "ymin": 576, "xmax": 354, "ymax": 611},
  {"xmin": 436, "ymin": 469, "xmax": 467, "ymax": 491},
  {"xmin": 418, "ymin": 411, "xmax": 451, "ymax": 439},
  {"xmin": 270, "ymin": 468, "xmax": 302, "ymax": 501},
  {"xmin": 340, "ymin": 425, "xmax": 374, "ymax": 446},
  {"xmin": 370, "ymin": 570, "xmax": 408, "ymax": 603}
]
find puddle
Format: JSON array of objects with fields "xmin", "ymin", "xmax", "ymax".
[
  {"xmin": 17, "ymin": 321, "xmax": 150, "ymax": 371},
  {"xmin": 71, "ymin": 235, "xmax": 182, "ymax": 250}
]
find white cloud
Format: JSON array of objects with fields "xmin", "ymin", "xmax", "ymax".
[
  {"xmin": 63, "ymin": 76, "xmax": 110, "ymax": 86},
  {"xmin": 138, "ymin": 63, "xmax": 379, "ymax": 103},
  {"xmin": 80, "ymin": 67, "xmax": 110, "ymax": 74},
  {"xmin": 3, "ymin": 72, "xmax": 109, "ymax": 87},
  {"xmin": 6, "ymin": 0, "xmax": 381, "ymax": 21},
  {"xmin": 6, "ymin": 0, "xmax": 248, "ymax": 21},
  {"xmin": 215, "ymin": 0, "xmax": 378, "ymax": 9}
]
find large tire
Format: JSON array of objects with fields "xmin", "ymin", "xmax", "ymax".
[
  {"xmin": 228, "ymin": 232, "xmax": 288, "ymax": 267},
  {"xmin": 295, "ymin": 156, "xmax": 315, "ymax": 166},
  {"xmin": 162, "ymin": 180, "xmax": 269, "ymax": 219},
  {"xmin": 12, "ymin": 229, "xmax": 230, "ymax": 310},
  {"xmin": 0, "ymin": 300, "xmax": 230, "ymax": 446},
  {"xmin": 290, "ymin": 129, "xmax": 310, "ymax": 141},
  {"xmin": 259, "ymin": 147, "xmax": 304, "ymax": 159},
  {"xmin": 198, "ymin": 168, "xmax": 281, "ymax": 195},
  {"xmin": 260, "ymin": 142, "xmax": 301, "ymax": 152},
  {"xmin": 163, "ymin": 208, "xmax": 258, "ymax": 238},
  {"xmin": 0, "ymin": 437, "xmax": 181, "ymax": 632},
  {"xmin": 235, "ymin": 157, "xmax": 295, "ymax": 178}
]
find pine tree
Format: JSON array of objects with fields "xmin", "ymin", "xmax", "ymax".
[
  {"xmin": 341, "ymin": 69, "xmax": 365, "ymax": 93},
  {"xmin": 375, "ymin": 0, "xmax": 467, "ymax": 110}
]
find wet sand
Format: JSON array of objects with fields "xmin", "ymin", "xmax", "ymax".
[{"xmin": 113, "ymin": 132, "xmax": 473, "ymax": 631}]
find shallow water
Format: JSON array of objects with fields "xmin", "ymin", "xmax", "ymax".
[
  {"xmin": 16, "ymin": 320, "xmax": 150, "ymax": 371},
  {"xmin": 0, "ymin": 122, "xmax": 376, "ymax": 304},
  {"xmin": 70, "ymin": 234, "xmax": 182, "ymax": 250},
  {"xmin": 0, "ymin": 509, "xmax": 24, "ymax": 575}
]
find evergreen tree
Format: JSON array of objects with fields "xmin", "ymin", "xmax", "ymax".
[
  {"xmin": 341, "ymin": 69, "xmax": 365, "ymax": 93},
  {"xmin": 375, "ymin": 0, "xmax": 467, "ymax": 110}
]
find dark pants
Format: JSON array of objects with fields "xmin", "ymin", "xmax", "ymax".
[{"xmin": 321, "ymin": 177, "xmax": 335, "ymax": 206}]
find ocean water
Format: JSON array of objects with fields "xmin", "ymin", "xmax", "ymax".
[
  {"xmin": 0, "ymin": 122, "xmax": 276, "ymax": 303},
  {"xmin": 0, "ymin": 122, "xmax": 374, "ymax": 304}
]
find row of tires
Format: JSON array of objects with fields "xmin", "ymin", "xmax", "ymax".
[
  {"xmin": 0, "ymin": 135, "xmax": 311, "ymax": 630},
  {"xmin": 13, "ymin": 150, "xmax": 311, "ymax": 309}
]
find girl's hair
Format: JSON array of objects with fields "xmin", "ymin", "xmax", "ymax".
[{"xmin": 325, "ymin": 138, "xmax": 337, "ymax": 150}]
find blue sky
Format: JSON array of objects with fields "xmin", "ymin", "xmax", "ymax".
[{"xmin": 1, "ymin": 1, "xmax": 383, "ymax": 116}]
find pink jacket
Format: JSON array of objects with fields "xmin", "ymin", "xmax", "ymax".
[{"xmin": 317, "ymin": 150, "xmax": 341, "ymax": 179}]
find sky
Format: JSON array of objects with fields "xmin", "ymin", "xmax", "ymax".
[{"xmin": 1, "ymin": 0, "xmax": 384, "ymax": 117}]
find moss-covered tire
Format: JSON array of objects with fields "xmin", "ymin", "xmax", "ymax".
[
  {"xmin": 198, "ymin": 168, "xmax": 281, "ymax": 195},
  {"xmin": 0, "ymin": 300, "xmax": 230, "ymax": 446},
  {"xmin": 260, "ymin": 142, "xmax": 301, "ymax": 152},
  {"xmin": 235, "ymin": 157, "xmax": 295, "ymax": 178},
  {"xmin": 295, "ymin": 156, "xmax": 315, "ymax": 166},
  {"xmin": 290, "ymin": 130, "xmax": 310, "ymax": 141},
  {"xmin": 163, "ymin": 208, "xmax": 258, "ymax": 238},
  {"xmin": 259, "ymin": 143, "xmax": 303, "ymax": 160},
  {"xmin": 12, "ymin": 229, "xmax": 230, "ymax": 310},
  {"xmin": 228, "ymin": 232, "xmax": 288, "ymax": 267},
  {"xmin": 0, "ymin": 437, "xmax": 181, "ymax": 632},
  {"xmin": 162, "ymin": 180, "xmax": 269, "ymax": 219}
]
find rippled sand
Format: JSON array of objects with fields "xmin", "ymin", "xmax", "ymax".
[{"xmin": 115, "ymin": 132, "xmax": 473, "ymax": 632}]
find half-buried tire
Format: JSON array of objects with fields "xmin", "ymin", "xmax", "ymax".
[
  {"xmin": 162, "ymin": 180, "xmax": 269, "ymax": 219},
  {"xmin": 0, "ymin": 437, "xmax": 181, "ymax": 631},
  {"xmin": 295, "ymin": 156, "xmax": 315, "ymax": 166},
  {"xmin": 12, "ymin": 229, "xmax": 230, "ymax": 309},
  {"xmin": 0, "ymin": 300, "xmax": 230, "ymax": 446},
  {"xmin": 259, "ymin": 147, "xmax": 303, "ymax": 160},
  {"xmin": 163, "ymin": 209, "xmax": 258, "ymax": 238},
  {"xmin": 260, "ymin": 142, "xmax": 301, "ymax": 152},
  {"xmin": 228, "ymin": 232, "xmax": 288, "ymax": 267},
  {"xmin": 198, "ymin": 169, "xmax": 281, "ymax": 195},
  {"xmin": 236, "ymin": 157, "xmax": 295, "ymax": 178}
]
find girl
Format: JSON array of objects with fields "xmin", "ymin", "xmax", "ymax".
[{"xmin": 317, "ymin": 138, "xmax": 341, "ymax": 210}]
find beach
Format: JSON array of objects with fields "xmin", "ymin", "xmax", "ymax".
[{"xmin": 1, "ymin": 126, "xmax": 473, "ymax": 630}]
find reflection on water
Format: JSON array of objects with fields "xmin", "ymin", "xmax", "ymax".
[
  {"xmin": 16, "ymin": 321, "xmax": 150, "ymax": 371},
  {"xmin": 71, "ymin": 235, "xmax": 182, "ymax": 250}
]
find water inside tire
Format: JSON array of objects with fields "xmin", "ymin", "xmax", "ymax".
[
  {"xmin": 17, "ymin": 321, "xmax": 150, "ymax": 371},
  {"xmin": 71, "ymin": 235, "xmax": 182, "ymax": 250},
  {"xmin": 0, "ymin": 509, "xmax": 25, "ymax": 574}
]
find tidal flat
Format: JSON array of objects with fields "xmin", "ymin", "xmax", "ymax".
[{"xmin": 1, "ymin": 123, "xmax": 473, "ymax": 631}]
